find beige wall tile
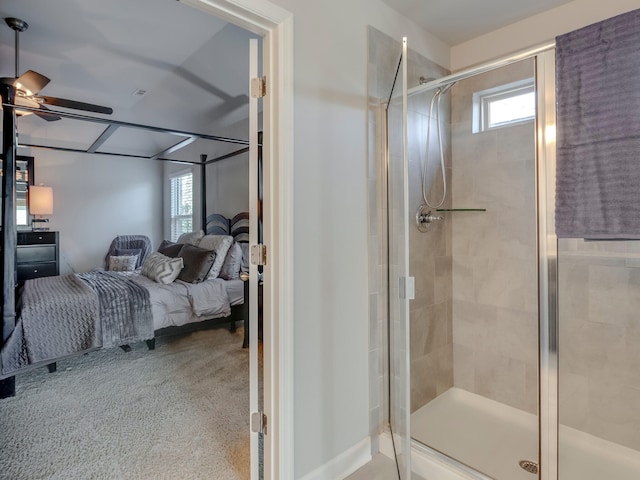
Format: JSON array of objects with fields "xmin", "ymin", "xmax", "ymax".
[{"xmin": 450, "ymin": 58, "xmax": 538, "ymax": 415}]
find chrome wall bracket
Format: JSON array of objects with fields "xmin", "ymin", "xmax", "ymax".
[{"xmin": 415, "ymin": 204, "xmax": 443, "ymax": 232}]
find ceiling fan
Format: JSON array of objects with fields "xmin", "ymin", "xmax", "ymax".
[{"xmin": 1, "ymin": 17, "xmax": 113, "ymax": 122}]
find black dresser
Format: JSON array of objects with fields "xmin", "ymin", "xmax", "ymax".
[{"xmin": 16, "ymin": 231, "xmax": 59, "ymax": 283}]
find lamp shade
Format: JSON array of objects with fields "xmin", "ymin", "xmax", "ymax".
[{"xmin": 29, "ymin": 186, "xmax": 53, "ymax": 216}]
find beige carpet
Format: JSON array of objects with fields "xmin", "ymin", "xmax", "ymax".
[{"xmin": 0, "ymin": 327, "xmax": 250, "ymax": 480}]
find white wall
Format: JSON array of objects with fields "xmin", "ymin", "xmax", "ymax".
[
  {"xmin": 28, "ymin": 148, "xmax": 163, "ymax": 273},
  {"xmin": 205, "ymin": 153, "xmax": 249, "ymax": 219},
  {"xmin": 252, "ymin": 0, "xmax": 449, "ymax": 477},
  {"xmin": 204, "ymin": 117, "xmax": 251, "ymax": 219},
  {"xmin": 451, "ymin": 0, "xmax": 639, "ymax": 69}
]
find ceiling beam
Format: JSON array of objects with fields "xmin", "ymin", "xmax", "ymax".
[
  {"xmin": 87, "ymin": 124, "xmax": 119, "ymax": 153},
  {"xmin": 150, "ymin": 136, "xmax": 197, "ymax": 160}
]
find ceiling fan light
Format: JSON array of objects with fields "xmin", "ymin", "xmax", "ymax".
[{"xmin": 14, "ymin": 82, "xmax": 34, "ymax": 97}]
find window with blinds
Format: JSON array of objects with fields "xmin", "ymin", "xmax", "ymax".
[{"xmin": 170, "ymin": 171, "xmax": 193, "ymax": 241}]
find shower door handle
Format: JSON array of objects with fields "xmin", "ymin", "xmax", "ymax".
[{"xmin": 399, "ymin": 276, "xmax": 415, "ymax": 300}]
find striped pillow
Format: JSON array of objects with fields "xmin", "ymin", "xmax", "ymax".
[{"xmin": 141, "ymin": 252, "xmax": 183, "ymax": 284}]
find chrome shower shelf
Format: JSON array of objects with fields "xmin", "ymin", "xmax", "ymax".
[{"xmin": 436, "ymin": 208, "xmax": 487, "ymax": 212}]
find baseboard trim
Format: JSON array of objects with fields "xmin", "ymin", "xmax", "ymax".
[{"xmin": 299, "ymin": 437, "xmax": 371, "ymax": 480}]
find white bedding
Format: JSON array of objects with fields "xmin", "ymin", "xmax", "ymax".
[
  {"xmin": 128, "ymin": 273, "xmax": 243, "ymax": 330},
  {"xmin": 226, "ymin": 279, "xmax": 245, "ymax": 306}
]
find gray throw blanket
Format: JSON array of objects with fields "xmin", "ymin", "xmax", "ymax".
[
  {"xmin": 78, "ymin": 271, "xmax": 154, "ymax": 349},
  {"xmin": 1, "ymin": 271, "xmax": 153, "ymax": 376},
  {"xmin": 555, "ymin": 9, "xmax": 640, "ymax": 239}
]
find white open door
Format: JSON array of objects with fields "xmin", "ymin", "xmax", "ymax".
[{"xmin": 248, "ymin": 37, "xmax": 263, "ymax": 480}]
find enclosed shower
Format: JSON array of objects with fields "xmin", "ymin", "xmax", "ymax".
[{"xmin": 368, "ymin": 15, "xmax": 640, "ymax": 480}]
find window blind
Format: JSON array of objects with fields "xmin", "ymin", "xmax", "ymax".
[{"xmin": 170, "ymin": 171, "xmax": 193, "ymax": 241}]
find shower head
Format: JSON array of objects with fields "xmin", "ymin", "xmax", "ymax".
[
  {"xmin": 419, "ymin": 76, "xmax": 436, "ymax": 85},
  {"xmin": 420, "ymin": 77, "xmax": 456, "ymax": 95}
]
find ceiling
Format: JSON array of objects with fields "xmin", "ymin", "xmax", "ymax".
[
  {"xmin": 381, "ymin": 0, "xmax": 575, "ymax": 45},
  {"xmin": 0, "ymin": 0, "xmax": 259, "ymax": 161}
]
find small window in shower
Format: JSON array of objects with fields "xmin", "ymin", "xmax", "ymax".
[{"xmin": 472, "ymin": 78, "xmax": 535, "ymax": 133}]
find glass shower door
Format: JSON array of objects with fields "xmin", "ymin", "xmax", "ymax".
[
  {"xmin": 404, "ymin": 56, "xmax": 542, "ymax": 480},
  {"xmin": 387, "ymin": 37, "xmax": 411, "ymax": 480}
]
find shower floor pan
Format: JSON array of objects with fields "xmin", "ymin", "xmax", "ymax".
[{"xmin": 411, "ymin": 387, "xmax": 640, "ymax": 480}]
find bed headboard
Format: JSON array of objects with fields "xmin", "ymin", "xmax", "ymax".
[{"xmin": 205, "ymin": 212, "xmax": 249, "ymax": 243}]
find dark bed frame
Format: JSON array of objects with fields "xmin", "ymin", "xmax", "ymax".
[{"xmin": 0, "ymin": 83, "xmax": 259, "ymax": 398}]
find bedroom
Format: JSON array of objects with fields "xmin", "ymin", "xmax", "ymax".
[{"xmin": 0, "ymin": 0, "xmax": 264, "ymax": 478}]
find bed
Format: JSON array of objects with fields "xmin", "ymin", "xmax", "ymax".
[{"xmin": 0, "ymin": 213, "xmax": 252, "ymax": 379}]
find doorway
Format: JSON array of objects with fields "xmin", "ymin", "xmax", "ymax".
[{"xmin": 0, "ymin": 0, "xmax": 294, "ymax": 478}]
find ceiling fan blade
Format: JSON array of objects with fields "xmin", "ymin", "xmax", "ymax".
[
  {"xmin": 38, "ymin": 96, "xmax": 113, "ymax": 115},
  {"xmin": 33, "ymin": 110, "xmax": 61, "ymax": 122},
  {"xmin": 33, "ymin": 104, "xmax": 61, "ymax": 122},
  {"xmin": 14, "ymin": 97, "xmax": 60, "ymax": 122},
  {"xmin": 16, "ymin": 70, "xmax": 50, "ymax": 95}
]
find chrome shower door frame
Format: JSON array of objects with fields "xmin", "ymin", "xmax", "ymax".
[
  {"xmin": 391, "ymin": 42, "xmax": 560, "ymax": 480},
  {"xmin": 535, "ymin": 49, "xmax": 559, "ymax": 480}
]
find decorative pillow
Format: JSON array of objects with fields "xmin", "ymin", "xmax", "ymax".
[
  {"xmin": 198, "ymin": 234, "xmax": 233, "ymax": 279},
  {"xmin": 158, "ymin": 239, "xmax": 183, "ymax": 258},
  {"xmin": 219, "ymin": 242, "xmax": 243, "ymax": 280},
  {"xmin": 113, "ymin": 248, "xmax": 144, "ymax": 268},
  {"xmin": 141, "ymin": 252, "xmax": 183, "ymax": 284},
  {"xmin": 177, "ymin": 230, "xmax": 204, "ymax": 246},
  {"xmin": 240, "ymin": 242, "xmax": 250, "ymax": 273},
  {"xmin": 177, "ymin": 244, "xmax": 216, "ymax": 284},
  {"xmin": 108, "ymin": 255, "xmax": 139, "ymax": 272}
]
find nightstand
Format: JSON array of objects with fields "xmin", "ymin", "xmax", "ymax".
[{"xmin": 16, "ymin": 231, "xmax": 59, "ymax": 283}]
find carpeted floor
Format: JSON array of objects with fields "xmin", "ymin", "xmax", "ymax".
[{"xmin": 0, "ymin": 326, "xmax": 250, "ymax": 480}]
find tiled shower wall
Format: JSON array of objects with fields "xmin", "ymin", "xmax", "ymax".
[
  {"xmin": 559, "ymin": 239, "xmax": 640, "ymax": 451},
  {"xmin": 367, "ymin": 26, "xmax": 452, "ymax": 438},
  {"xmin": 406, "ymin": 85, "xmax": 453, "ymax": 413},
  {"xmin": 450, "ymin": 59, "xmax": 539, "ymax": 414}
]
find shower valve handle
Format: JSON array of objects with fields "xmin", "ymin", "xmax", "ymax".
[
  {"xmin": 416, "ymin": 204, "xmax": 443, "ymax": 232},
  {"xmin": 420, "ymin": 213, "xmax": 442, "ymax": 223}
]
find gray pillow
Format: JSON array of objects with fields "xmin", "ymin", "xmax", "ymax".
[
  {"xmin": 219, "ymin": 242, "xmax": 243, "ymax": 280},
  {"xmin": 177, "ymin": 230, "xmax": 204, "ymax": 246},
  {"xmin": 177, "ymin": 244, "xmax": 216, "ymax": 284},
  {"xmin": 141, "ymin": 252, "xmax": 183, "ymax": 284},
  {"xmin": 158, "ymin": 240, "xmax": 183, "ymax": 258},
  {"xmin": 113, "ymin": 248, "xmax": 143, "ymax": 268},
  {"xmin": 199, "ymin": 234, "xmax": 234, "ymax": 279},
  {"xmin": 108, "ymin": 255, "xmax": 138, "ymax": 272}
]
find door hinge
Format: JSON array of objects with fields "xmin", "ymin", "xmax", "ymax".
[
  {"xmin": 251, "ymin": 244, "xmax": 267, "ymax": 266},
  {"xmin": 251, "ymin": 76, "xmax": 266, "ymax": 98},
  {"xmin": 251, "ymin": 411, "xmax": 267, "ymax": 434},
  {"xmin": 399, "ymin": 276, "xmax": 415, "ymax": 300}
]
